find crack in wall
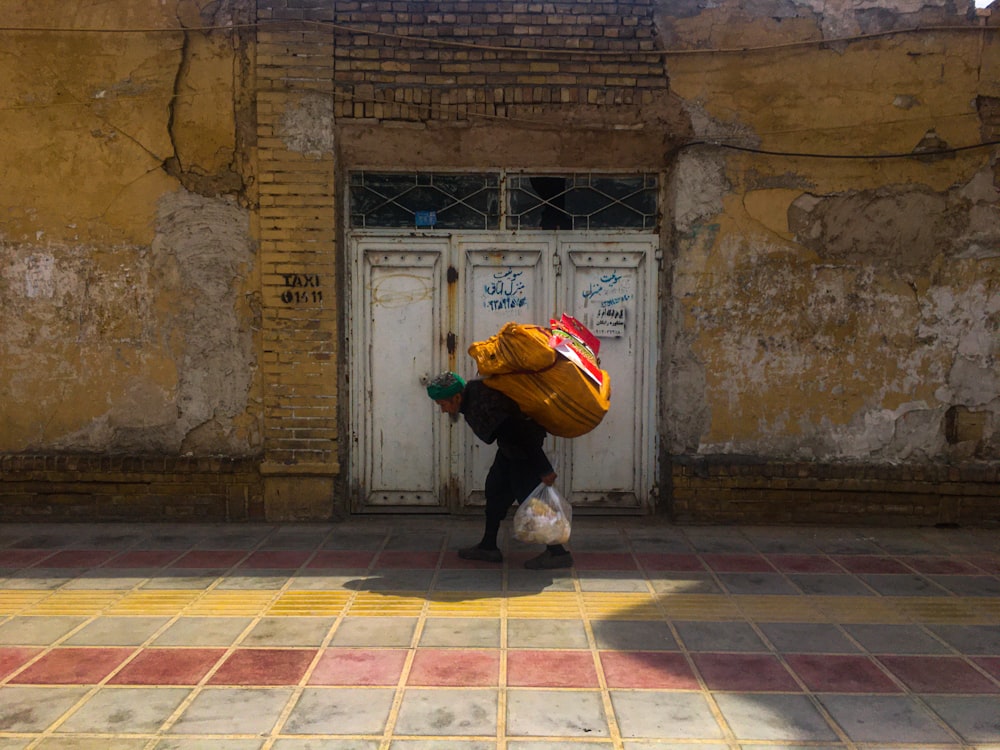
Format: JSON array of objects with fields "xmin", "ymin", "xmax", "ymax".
[
  {"xmin": 163, "ymin": 12, "xmax": 191, "ymax": 177},
  {"xmin": 161, "ymin": 0, "xmax": 248, "ymax": 199}
]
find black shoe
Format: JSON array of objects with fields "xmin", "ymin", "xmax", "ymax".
[
  {"xmin": 524, "ymin": 549, "xmax": 573, "ymax": 570},
  {"xmin": 458, "ymin": 545, "xmax": 503, "ymax": 563}
]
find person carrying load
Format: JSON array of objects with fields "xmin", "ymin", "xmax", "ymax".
[
  {"xmin": 426, "ymin": 315, "xmax": 609, "ymax": 570},
  {"xmin": 426, "ymin": 372, "xmax": 573, "ymax": 570}
]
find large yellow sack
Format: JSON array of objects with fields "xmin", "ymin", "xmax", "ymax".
[
  {"xmin": 483, "ymin": 359, "xmax": 611, "ymax": 438},
  {"xmin": 467, "ymin": 323, "xmax": 556, "ymax": 375},
  {"xmin": 469, "ymin": 320, "xmax": 611, "ymax": 438}
]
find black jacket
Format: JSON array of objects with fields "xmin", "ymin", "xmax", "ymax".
[{"xmin": 460, "ymin": 380, "xmax": 553, "ymax": 477}]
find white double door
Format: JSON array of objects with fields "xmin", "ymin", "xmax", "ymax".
[{"xmin": 348, "ymin": 231, "xmax": 658, "ymax": 513}]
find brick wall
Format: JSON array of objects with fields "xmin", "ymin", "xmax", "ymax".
[
  {"xmin": 4, "ymin": 453, "xmax": 995, "ymax": 525},
  {"xmin": 257, "ymin": 2, "xmax": 340, "ymax": 476},
  {"xmin": 263, "ymin": 0, "xmax": 668, "ymax": 125},
  {"xmin": 669, "ymin": 459, "xmax": 1000, "ymax": 526},
  {"xmin": 0, "ymin": 456, "xmax": 262, "ymax": 522}
]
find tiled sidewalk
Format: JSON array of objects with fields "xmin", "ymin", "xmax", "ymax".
[{"xmin": 1, "ymin": 518, "xmax": 999, "ymax": 749}]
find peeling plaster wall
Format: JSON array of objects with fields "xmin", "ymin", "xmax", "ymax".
[
  {"xmin": 0, "ymin": 1, "xmax": 260, "ymax": 456},
  {"xmin": 2, "ymin": 0, "xmax": 997, "ymax": 496},
  {"xmin": 660, "ymin": 0, "xmax": 1000, "ymax": 466}
]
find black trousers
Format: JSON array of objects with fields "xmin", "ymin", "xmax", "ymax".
[{"xmin": 483, "ymin": 449, "xmax": 543, "ymax": 525}]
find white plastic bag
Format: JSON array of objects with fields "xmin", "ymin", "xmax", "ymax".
[{"xmin": 513, "ymin": 483, "xmax": 572, "ymax": 545}]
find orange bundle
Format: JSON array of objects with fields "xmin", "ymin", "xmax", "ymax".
[
  {"xmin": 466, "ymin": 322, "xmax": 555, "ymax": 375},
  {"xmin": 468, "ymin": 319, "xmax": 611, "ymax": 438}
]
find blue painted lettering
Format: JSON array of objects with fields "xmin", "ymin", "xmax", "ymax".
[{"xmin": 482, "ymin": 268, "xmax": 528, "ymax": 311}]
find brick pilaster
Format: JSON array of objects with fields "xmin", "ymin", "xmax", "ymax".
[{"xmin": 256, "ymin": 2, "xmax": 340, "ymax": 515}]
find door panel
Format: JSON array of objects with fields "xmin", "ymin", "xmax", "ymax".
[
  {"xmin": 356, "ymin": 240, "xmax": 449, "ymax": 509},
  {"xmin": 350, "ymin": 232, "xmax": 657, "ymax": 514},
  {"xmin": 458, "ymin": 241, "xmax": 553, "ymax": 509},
  {"xmin": 563, "ymin": 242, "xmax": 655, "ymax": 509}
]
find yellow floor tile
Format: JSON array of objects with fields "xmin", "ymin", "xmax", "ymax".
[
  {"xmin": 426, "ymin": 594, "xmax": 504, "ymax": 617},
  {"xmin": 659, "ymin": 594, "xmax": 742, "ymax": 620},
  {"xmin": 582, "ymin": 592, "xmax": 662, "ymax": 620},
  {"xmin": 348, "ymin": 592, "xmax": 425, "ymax": 616},
  {"xmin": 26, "ymin": 590, "xmax": 123, "ymax": 616},
  {"xmin": 507, "ymin": 591, "xmax": 581, "ymax": 619},
  {"xmin": 106, "ymin": 590, "xmax": 203, "ymax": 616},
  {"xmin": 268, "ymin": 591, "xmax": 351, "ymax": 616},
  {"xmin": 187, "ymin": 590, "xmax": 275, "ymax": 617},
  {"xmin": 735, "ymin": 595, "xmax": 825, "ymax": 622},
  {"xmin": 0, "ymin": 590, "xmax": 50, "ymax": 614},
  {"xmin": 966, "ymin": 597, "xmax": 1000, "ymax": 623},
  {"xmin": 811, "ymin": 596, "xmax": 909, "ymax": 624},
  {"xmin": 892, "ymin": 597, "xmax": 982, "ymax": 624}
]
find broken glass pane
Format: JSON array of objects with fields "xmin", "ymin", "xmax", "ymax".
[{"xmin": 508, "ymin": 173, "xmax": 658, "ymax": 230}]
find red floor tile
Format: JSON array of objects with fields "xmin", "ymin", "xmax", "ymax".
[
  {"xmin": 832, "ymin": 555, "xmax": 909, "ymax": 574},
  {"xmin": 0, "ymin": 647, "xmax": 42, "ymax": 680},
  {"xmin": 171, "ymin": 550, "xmax": 245, "ymax": 569},
  {"xmin": 373, "ymin": 550, "xmax": 440, "ymax": 569},
  {"xmin": 692, "ymin": 653, "xmax": 800, "ymax": 692},
  {"xmin": 785, "ymin": 654, "xmax": 901, "ymax": 693},
  {"xmin": 600, "ymin": 651, "xmax": 699, "ymax": 689},
  {"xmin": 11, "ymin": 647, "xmax": 134, "ymax": 685},
  {"xmin": 441, "ymin": 551, "xmax": 506, "ymax": 569},
  {"xmin": 407, "ymin": 649, "xmax": 500, "ymax": 686},
  {"xmin": 0, "ymin": 549, "xmax": 53, "ymax": 567},
  {"xmin": 104, "ymin": 550, "xmax": 182, "ymax": 568},
  {"xmin": 238, "ymin": 550, "xmax": 311, "ymax": 569},
  {"xmin": 701, "ymin": 554, "xmax": 775, "ymax": 573},
  {"xmin": 904, "ymin": 557, "xmax": 982, "ymax": 575},
  {"xmin": 766, "ymin": 554, "xmax": 842, "ymax": 573},
  {"xmin": 208, "ymin": 648, "xmax": 316, "ymax": 685},
  {"xmin": 309, "ymin": 648, "xmax": 408, "ymax": 685},
  {"xmin": 968, "ymin": 555, "xmax": 1000, "ymax": 574},
  {"xmin": 878, "ymin": 656, "xmax": 1000, "ymax": 693},
  {"xmin": 972, "ymin": 657, "xmax": 1000, "ymax": 681},
  {"xmin": 572, "ymin": 553, "xmax": 638, "ymax": 570},
  {"xmin": 109, "ymin": 648, "xmax": 226, "ymax": 685},
  {"xmin": 306, "ymin": 550, "xmax": 375, "ymax": 569},
  {"xmin": 507, "ymin": 650, "xmax": 599, "ymax": 688},
  {"xmin": 635, "ymin": 553, "xmax": 705, "ymax": 572},
  {"xmin": 42, "ymin": 550, "xmax": 117, "ymax": 568}
]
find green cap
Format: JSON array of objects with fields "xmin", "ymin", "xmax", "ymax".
[{"xmin": 426, "ymin": 371, "xmax": 466, "ymax": 400}]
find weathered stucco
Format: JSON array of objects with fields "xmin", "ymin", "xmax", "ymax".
[
  {"xmin": 661, "ymin": 0, "xmax": 999, "ymax": 464},
  {"xmin": 0, "ymin": 192, "xmax": 259, "ymax": 455},
  {"xmin": 0, "ymin": 0, "xmax": 259, "ymax": 456},
  {"xmin": 0, "ymin": 0, "xmax": 997, "ymax": 521},
  {"xmin": 281, "ymin": 93, "xmax": 336, "ymax": 157}
]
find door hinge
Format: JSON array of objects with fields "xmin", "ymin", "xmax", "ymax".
[{"xmin": 447, "ymin": 331, "xmax": 457, "ymax": 354}]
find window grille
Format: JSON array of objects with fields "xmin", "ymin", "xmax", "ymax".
[
  {"xmin": 349, "ymin": 171, "xmax": 658, "ymax": 230},
  {"xmin": 349, "ymin": 172, "xmax": 500, "ymax": 229},
  {"xmin": 507, "ymin": 173, "xmax": 658, "ymax": 230}
]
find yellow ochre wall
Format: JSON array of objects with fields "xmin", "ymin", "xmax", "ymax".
[
  {"xmin": 661, "ymin": 2, "xmax": 999, "ymax": 470},
  {"xmin": 0, "ymin": 1, "xmax": 260, "ymax": 457},
  {"xmin": 0, "ymin": 0, "xmax": 996, "ymax": 522}
]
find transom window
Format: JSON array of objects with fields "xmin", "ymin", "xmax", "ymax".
[
  {"xmin": 507, "ymin": 173, "xmax": 658, "ymax": 230},
  {"xmin": 349, "ymin": 171, "xmax": 658, "ymax": 231},
  {"xmin": 349, "ymin": 172, "xmax": 500, "ymax": 230}
]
